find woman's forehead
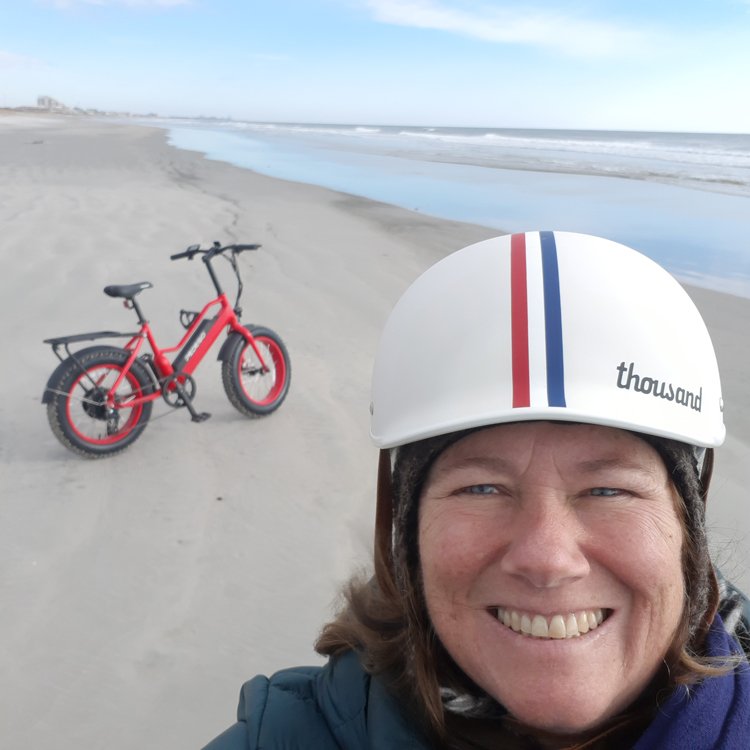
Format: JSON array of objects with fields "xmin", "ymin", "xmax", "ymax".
[{"xmin": 431, "ymin": 421, "xmax": 665, "ymax": 473}]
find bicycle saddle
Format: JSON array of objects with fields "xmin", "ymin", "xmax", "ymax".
[{"xmin": 103, "ymin": 281, "xmax": 153, "ymax": 299}]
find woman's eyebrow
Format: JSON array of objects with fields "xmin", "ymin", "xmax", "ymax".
[
  {"xmin": 429, "ymin": 455, "xmax": 515, "ymax": 478},
  {"xmin": 574, "ymin": 457, "xmax": 659, "ymax": 477},
  {"xmin": 430, "ymin": 455, "xmax": 662, "ymax": 480}
]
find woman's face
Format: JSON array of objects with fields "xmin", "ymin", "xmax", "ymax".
[{"xmin": 418, "ymin": 421, "xmax": 685, "ymax": 735}]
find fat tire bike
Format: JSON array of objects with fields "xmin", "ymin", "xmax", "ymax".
[{"xmin": 42, "ymin": 242, "xmax": 291, "ymax": 458}]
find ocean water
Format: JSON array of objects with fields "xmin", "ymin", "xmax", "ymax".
[{"xmin": 156, "ymin": 120, "xmax": 750, "ymax": 297}]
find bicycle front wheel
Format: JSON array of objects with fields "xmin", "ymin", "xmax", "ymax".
[
  {"xmin": 46, "ymin": 347, "xmax": 154, "ymax": 457},
  {"xmin": 222, "ymin": 326, "xmax": 291, "ymax": 417}
]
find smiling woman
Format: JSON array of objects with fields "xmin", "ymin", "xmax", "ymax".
[
  {"xmin": 418, "ymin": 423, "xmax": 688, "ymax": 737},
  {"xmin": 202, "ymin": 232, "xmax": 749, "ymax": 750}
]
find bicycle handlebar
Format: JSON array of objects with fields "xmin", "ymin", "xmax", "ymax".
[
  {"xmin": 169, "ymin": 241, "xmax": 261, "ymax": 313},
  {"xmin": 170, "ymin": 244, "xmax": 201, "ymax": 261},
  {"xmin": 170, "ymin": 242, "xmax": 261, "ymax": 262}
]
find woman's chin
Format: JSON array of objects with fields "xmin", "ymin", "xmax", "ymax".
[
  {"xmin": 508, "ymin": 705, "xmax": 610, "ymax": 737},
  {"xmin": 487, "ymin": 664, "xmax": 635, "ymax": 735}
]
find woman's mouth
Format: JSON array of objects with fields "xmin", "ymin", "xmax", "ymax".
[{"xmin": 491, "ymin": 607, "xmax": 612, "ymax": 640}]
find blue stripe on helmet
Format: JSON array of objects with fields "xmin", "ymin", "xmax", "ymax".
[{"xmin": 540, "ymin": 231, "xmax": 567, "ymax": 407}]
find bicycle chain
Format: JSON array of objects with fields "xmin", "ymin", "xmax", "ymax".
[{"xmin": 43, "ymin": 387, "xmax": 184, "ymax": 423}]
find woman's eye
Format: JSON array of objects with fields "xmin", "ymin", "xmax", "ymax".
[
  {"xmin": 460, "ymin": 484, "xmax": 499, "ymax": 496},
  {"xmin": 590, "ymin": 487, "xmax": 622, "ymax": 497}
]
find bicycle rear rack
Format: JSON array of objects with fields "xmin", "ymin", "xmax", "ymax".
[{"xmin": 44, "ymin": 331, "xmax": 140, "ymax": 363}]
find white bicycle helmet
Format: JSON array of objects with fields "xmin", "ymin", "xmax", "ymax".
[{"xmin": 370, "ymin": 231, "xmax": 725, "ymax": 449}]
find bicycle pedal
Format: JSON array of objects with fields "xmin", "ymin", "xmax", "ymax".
[{"xmin": 192, "ymin": 412, "xmax": 212, "ymax": 423}]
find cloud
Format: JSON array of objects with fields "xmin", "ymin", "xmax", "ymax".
[{"xmin": 362, "ymin": 0, "xmax": 649, "ymax": 58}]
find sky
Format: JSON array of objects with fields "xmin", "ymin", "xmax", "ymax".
[{"xmin": 1, "ymin": 0, "xmax": 750, "ymax": 132}]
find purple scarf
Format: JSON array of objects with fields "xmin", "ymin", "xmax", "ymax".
[{"xmin": 633, "ymin": 616, "xmax": 750, "ymax": 749}]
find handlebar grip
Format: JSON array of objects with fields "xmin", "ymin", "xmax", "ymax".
[
  {"xmin": 234, "ymin": 244, "xmax": 261, "ymax": 252},
  {"xmin": 171, "ymin": 244, "xmax": 202, "ymax": 261}
]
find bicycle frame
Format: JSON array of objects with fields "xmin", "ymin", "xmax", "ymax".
[{"xmin": 105, "ymin": 291, "xmax": 268, "ymax": 410}]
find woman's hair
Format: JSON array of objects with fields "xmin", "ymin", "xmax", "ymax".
[{"xmin": 315, "ymin": 432, "xmax": 733, "ymax": 748}]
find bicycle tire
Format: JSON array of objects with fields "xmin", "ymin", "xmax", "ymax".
[
  {"xmin": 221, "ymin": 326, "xmax": 291, "ymax": 417},
  {"xmin": 45, "ymin": 347, "xmax": 154, "ymax": 458}
]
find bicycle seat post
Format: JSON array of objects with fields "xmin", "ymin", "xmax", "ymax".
[{"xmin": 130, "ymin": 296, "xmax": 148, "ymax": 324}]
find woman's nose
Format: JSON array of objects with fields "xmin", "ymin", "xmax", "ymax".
[{"xmin": 499, "ymin": 495, "xmax": 590, "ymax": 588}]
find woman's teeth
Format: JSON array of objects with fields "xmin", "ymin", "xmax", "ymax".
[{"xmin": 494, "ymin": 607, "xmax": 607, "ymax": 639}]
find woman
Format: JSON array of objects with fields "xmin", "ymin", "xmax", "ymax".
[{"xmin": 203, "ymin": 232, "xmax": 749, "ymax": 749}]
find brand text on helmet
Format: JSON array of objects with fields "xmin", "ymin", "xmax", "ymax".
[{"xmin": 616, "ymin": 362, "xmax": 702, "ymax": 412}]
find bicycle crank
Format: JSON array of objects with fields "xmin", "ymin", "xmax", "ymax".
[{"xmin": 161, "ymin": 372, "xmax": 211, "ymax": 423}]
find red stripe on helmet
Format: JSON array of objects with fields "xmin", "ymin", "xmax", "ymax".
[{"xmin": 510, "ymin": 233, "xmax": 530, "ymax": 407}]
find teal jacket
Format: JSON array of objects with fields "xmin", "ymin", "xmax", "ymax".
[
  {"xmin": 200, "ymin": 651, "xmax": 429, "ymax": 750},
  {"xmin": 201, "ymin": 584, "xmax": 750, "ymax": 750}
]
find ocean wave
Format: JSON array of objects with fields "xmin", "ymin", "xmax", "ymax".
[
  {"xmin": 395, "ymin": 129, "xmax": 750, "ymax": 169},
  {"xmin": 166, "ymin": 119, "xmax": 750, "ymax": 172},
  {"xmin": 224, "ymin": 122, "xmax": 385, "ymax": 139}
]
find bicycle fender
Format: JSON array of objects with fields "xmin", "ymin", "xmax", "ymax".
[
  {"xmin": 216, "ymin": 325, "xmax": 256, "ymax": 362},
  {"xmin": 41, "ymin": 345, "xmax": 125, "ymax": 404}
]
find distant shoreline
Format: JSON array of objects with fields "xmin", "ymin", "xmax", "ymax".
[{"xmin": 6, "ymin": 104, "xmax": 749, "ymax": 136}]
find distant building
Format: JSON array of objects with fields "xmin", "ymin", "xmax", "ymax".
[
  {"xmin": 37, "ymin": 96, "xmax": 66, "ymax": 111},
  {"xmin": 26, "ymin": 96, "xmax": 143, "ymax": 118}
]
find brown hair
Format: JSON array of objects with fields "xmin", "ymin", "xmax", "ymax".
[{"xmin": 315, "ymin": 439, "xmax": 735, "ymax": 748}]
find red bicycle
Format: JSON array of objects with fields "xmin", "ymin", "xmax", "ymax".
[{"xmin": 42, "ymin": 241, "xmax": 291, "ymax": 457}]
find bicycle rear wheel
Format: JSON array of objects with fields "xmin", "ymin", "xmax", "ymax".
[
  {"xmin": 46, "ymin": 347, "xmax": 154, "ymax": 457},
  {"xmin": 222, "ymin": 326, "xmax": 291, "ymax": 417}
]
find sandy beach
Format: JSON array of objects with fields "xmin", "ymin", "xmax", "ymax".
[{"xmin": 1, "ymin": 114, "xmax": 748, "ymax": 749}]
